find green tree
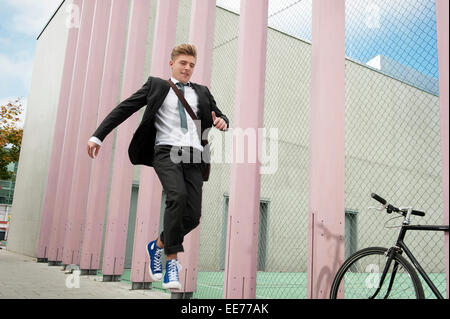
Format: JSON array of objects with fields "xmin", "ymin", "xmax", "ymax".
[{"xmin": 0, "ymin": 98, "xmax": 23, "ymax": 180}]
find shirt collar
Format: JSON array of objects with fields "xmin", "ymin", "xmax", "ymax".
[{"xmin": 171, "ymin": 77, "xmax": 191, "ymax": 87}]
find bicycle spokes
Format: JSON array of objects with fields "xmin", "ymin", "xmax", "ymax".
[
  {"xmin": 335, "ymin": 248, "xmax": 421, "ymax": 299},
  {"xmin": 368, "ymin": 254, "xmax": 394, "ymax": 299}
]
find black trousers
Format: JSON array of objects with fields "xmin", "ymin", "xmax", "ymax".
[{"xmin": 153, "ymin": 145, "xmax": 203, "ymax": 255}]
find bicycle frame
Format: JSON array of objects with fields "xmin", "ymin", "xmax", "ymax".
[{"xmin": 374, "ymin": 224, "xmax": 449, "ymax": 299}]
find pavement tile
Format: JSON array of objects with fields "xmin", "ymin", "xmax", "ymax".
[{"xmin": 0, "ymin": 248, "xmax": 169, "ymax": 299}]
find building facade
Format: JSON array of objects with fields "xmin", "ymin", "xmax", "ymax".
[{"xmin": 7, "ymin": 0, "xmax": 448, "ymax": 298}]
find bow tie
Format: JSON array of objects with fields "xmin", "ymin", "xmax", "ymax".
[{"xmin": 176, "ymin": 81, "xmax": 191, "ymax": 88}]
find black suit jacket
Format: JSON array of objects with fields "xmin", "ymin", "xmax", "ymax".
[{"xmin": 92, "ymin": 76, "xmax": 229, "ymax": 167}]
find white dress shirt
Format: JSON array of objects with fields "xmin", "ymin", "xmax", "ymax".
[{"xmin": 89, "ymin": 77, "xmax": 203, "ymax": 152}]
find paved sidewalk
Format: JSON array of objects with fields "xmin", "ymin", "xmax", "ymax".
[{"xmin": 0, "ymin": 248, "xmax": 170, "ymax": 299}]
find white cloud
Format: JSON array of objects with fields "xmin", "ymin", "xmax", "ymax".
[
  {"xmin": 0, "ymin": 52, "xmax": 32, "ymax": 128},
  {"xmin": 0, "ymin": 37, "xmax": 12, "ymax": 47},
  {"xmin": 0, "ymin": 51, "xmax": 34, "ymax": 90},
  {"xmin": 0, "ymin": 51, "xmax": 33, "ymax": 80},
  {"xmin": 2, "ymin": 0, "xmax": 63, "ymax": 37},
  {"xmin": 346, "ymin": 0, "xmax": 431, "ymax": 30},
  {"xmin": 0, "ymin": 0, "xmax": 60, "ymax": 126}
]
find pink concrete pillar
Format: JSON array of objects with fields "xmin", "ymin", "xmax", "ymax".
[
  {"xmin": 79, "ymin": 0, "xmax": 130, "ymax": 272},
  {"xmin": 223, "ymin": 0, "xmax": 268, "ymax": 299},
  {"xmin": 47, "ymin": 0, "xmax": 96, "ymax": 263},
  {"xmin": 188, "ymin": 0, "xmax": 216, "ymax": 85},
  {"xmin": 307, "ymin": 0, "xmax": 345, "ymax": 299},
  {"xmin": 435, "ymin": 0, "xmax": 449, "ymax": 299},
  {"xmin": 37, "ymin": 0, "xmax": 83, "ymax": 261},
  {"xmin": 101, "ymin": 0, "xmax": 151, "ymax": 277},
  {"xmin": 62, "ymin": 0, "xmax": 112, "ymax": 266},
  {"xmin": 175, "ymin": 0, "xmax": 216, "ymax": 294},
  {"xmin": 130, "ymin": 0, "xmax": 179, "ymax": 286}
]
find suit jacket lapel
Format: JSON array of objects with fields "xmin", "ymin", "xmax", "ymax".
[
  {"xmin": 152, "ymin": 79, "xmax": 207, "ymax": 120},
  {"xmin": 191, "ymin": 83, "xmax": 206, "ymax": 120},
  {"xmin": 156, "ymin": 79, "xmax": 171, "ymax": 109}
]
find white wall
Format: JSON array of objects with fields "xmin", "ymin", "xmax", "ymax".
[{"xmin": 7, "ymin": 1, "xmax": 71, "ymax": 257}]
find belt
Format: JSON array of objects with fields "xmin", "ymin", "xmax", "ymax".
[
  {"xmin": 155, "ymin": 144, "xmax": 202, "ymax": 155},
  {"xmin": 154, "ymin": 145, "xmax": 204, "ymax": 166}
]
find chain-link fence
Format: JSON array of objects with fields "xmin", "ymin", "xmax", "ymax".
[
  {"xmin": 191, "ymin": 1, "xmax": 239, "ymax": 299},
  {"xmin": 115, "ymin": 0, "xmax": 445, "ymax": 299},
  {"xmin": 189, "ymin": 0, "xmax": 314, "ymax": 299},
  {"xmin": 344, "ymin": 0, "xmax": 445, "ymax": 299},
  {"xmin": 204, "ymin": 0, "xmax": 444, "ymax": 299}
]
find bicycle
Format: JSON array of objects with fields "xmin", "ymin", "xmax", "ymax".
[{"xmin": 330, "ymin": 193, "xmax": 449, "ymax": 299}]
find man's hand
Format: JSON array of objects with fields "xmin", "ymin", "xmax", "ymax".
[
  {"xmin": 87, "ymin": 141, "xmax": 101, "ymax": 159},
  {"xmin": 212, "ymin": 111, "xmax": 227, "ymax": 131}
]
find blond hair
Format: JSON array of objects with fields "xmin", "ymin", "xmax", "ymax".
[{"xmin": 171, "ymin": 43, "xmax": 197, "ymax": 61}]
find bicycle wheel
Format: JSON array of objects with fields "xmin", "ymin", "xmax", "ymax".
[{"xmin": 330, "ymin": 247, "xmax": 424, "ymax": 299}]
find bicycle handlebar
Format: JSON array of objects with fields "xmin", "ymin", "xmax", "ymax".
[
  {"xmin": 371, "ymin": 193, "xmax": 426, "ymax": 217},
  {"xmin": 371, "ymin": 193, "xmax": 387, "ymax": 205}
]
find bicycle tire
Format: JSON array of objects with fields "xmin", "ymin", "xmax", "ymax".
[{"xmin": 330, "ymin": 247, "xmax": 424, "ymax": 299}]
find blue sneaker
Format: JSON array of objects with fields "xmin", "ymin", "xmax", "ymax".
[
  {"xmin": 146, "ymin": 240, "xmax": 163, "ymax": 281},
  {"xmin": 162, "ymin": 259, "xmax": 182, "ymax": 290}
]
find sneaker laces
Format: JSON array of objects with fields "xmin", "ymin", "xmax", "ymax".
[
  {"xmin": 153, "ymin": 247, "xmax": 163, "ymax": 272},
  {"xmin": 167, "ymin": 259, "xmax": 182, "ymax": 282}
]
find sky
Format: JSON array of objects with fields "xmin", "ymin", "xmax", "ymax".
[
  {"xmin": 0, "ymin": 0, "xmax": 440, "ymax": 127},
  {"xmin": 218, "ymin": 0, "xmax": 438, "ymax": 79},
  {"xmin": 0, "ymin": 0, "xmax": 63, "ymax": 127}
]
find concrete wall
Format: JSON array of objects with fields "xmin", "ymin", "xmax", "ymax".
[{"xmin": 7, "ymin": 1, "xmax": 71, "ymax": 256}]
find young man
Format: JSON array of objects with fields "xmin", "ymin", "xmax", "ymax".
[{"xmin": 87, "ymin": 44, "xmax": 229, "ymax": 289}]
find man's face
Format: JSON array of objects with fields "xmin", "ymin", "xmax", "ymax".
[{"xmin": 170, "ymin": 54, "xmax": 196, "ymax": 84}]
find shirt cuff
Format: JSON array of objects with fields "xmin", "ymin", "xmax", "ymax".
[{"xmin": 89, "ymin": 136, "xmax": 102, "ymax": 146}]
